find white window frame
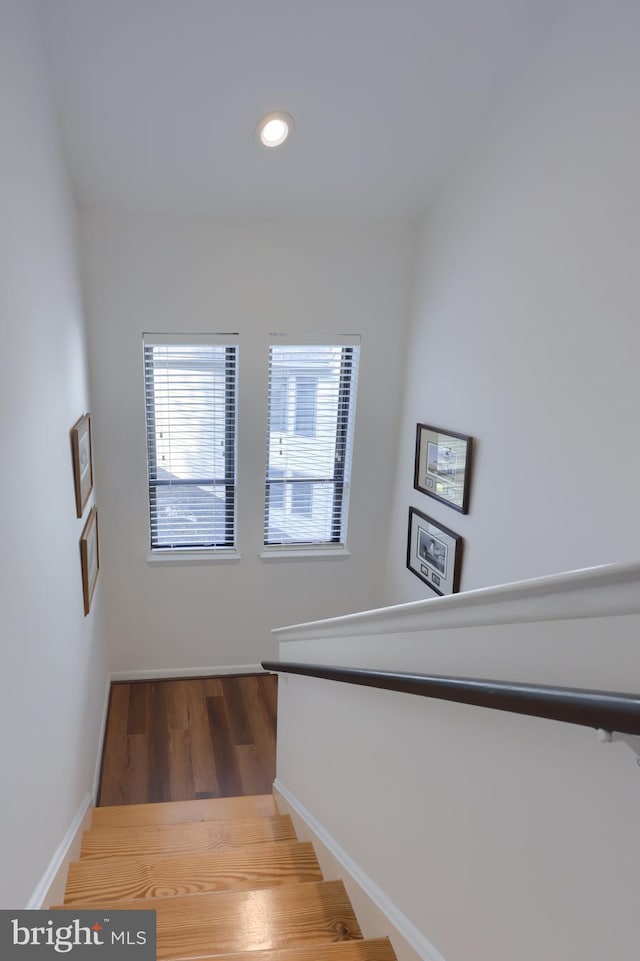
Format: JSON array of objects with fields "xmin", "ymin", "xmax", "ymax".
[
  {"xmin": 143, "ymin": 332, "xmax": 240, "ymax": 563},
  {"xmin": 262, "ymin": 334, "xmax": 360, "ymax": 557}
]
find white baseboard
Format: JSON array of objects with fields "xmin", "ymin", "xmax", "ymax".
[
  {"xmin": 26, "ymin": 793, "xmax": 93, "ymax": 909},
  {"xmin": 110, "ymin": 663, "xmax": 265, "ymax": 682},
  {"xmin": 273, "ymin": 779, "xmax": 446, "ymax": 961}
]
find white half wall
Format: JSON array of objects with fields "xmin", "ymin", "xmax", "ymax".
[
  {"xmin": 79, "ymin": 211, "xmax": 415, "ymax": 673},
  {"xmin": 384, "ymin": 0, "xmax": 640, "ymax": 602},
  {"xmin": 0, "ymin": 0, "xmax": 108, "ymax": 908},
  {"xmin": 274, "ymin": 564, "xmax": 640, "ymax": 961}
]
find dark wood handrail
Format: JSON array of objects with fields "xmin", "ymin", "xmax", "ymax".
[{"xmin": 261, "ymin": 660, "xmax": 640, "ymax": 735}]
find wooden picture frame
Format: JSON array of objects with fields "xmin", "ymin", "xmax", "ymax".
[
  {"xmin": 71, "ymin": 413, "xmax": 93, "ymax": 517},
  {"xmin": 406, "ymin": 506, "xmax": 462, "ymax": 596},
  {"xmin": 414, "ymin": 423, "xmax": 472, "ymax": 514},
  {"xmin": 80, "ymin": 506, "xmax": 99, "ymax": 615}
]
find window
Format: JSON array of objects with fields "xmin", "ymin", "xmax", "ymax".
[
  {"xmin": 143, "ymin": 333, "xmax": 238, "ymax": 552},
  {"xmin": 270, "ymin": 378, "xmax": 288, "ymax": 433},
  {"xmin": 293, "ymin": 376, "xmax": 318, "ymax": 437},
  {"xmin": 264, "ymin": 336, "xmax": 360, "ymax": 548},
  {"xmin": 267, "ymin": 466, "xmax": 285, "ymax": 511},
  {"xmin": 290, "ymin": 473, "xmax": 313, "ymax": 517}
]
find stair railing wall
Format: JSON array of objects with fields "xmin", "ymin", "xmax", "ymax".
[{"xmin": 268, "ymin": 562, "xmax": 640, "ymax": 961}]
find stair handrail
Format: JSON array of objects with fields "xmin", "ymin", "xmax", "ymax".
[{"xmin": 261, "ymin": 660, "xmax": 640, "ymax": 737}]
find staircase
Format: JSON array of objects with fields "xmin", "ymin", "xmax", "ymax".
[{"xmin": 55, "ymin": 793, "xmax": 397, "ymax": 960}]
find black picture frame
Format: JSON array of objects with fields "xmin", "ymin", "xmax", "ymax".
[
  {"xmin": 414, "ymin": 423, "xmax": 472, "ymax": 514},
  {"xmin": 406, "ymin": 506, "xmax": 463, "ymax": 596}
]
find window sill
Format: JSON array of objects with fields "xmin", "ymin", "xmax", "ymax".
[
  {"xmin": 260, "ymin": 548, "xmax": 352, "ymax": 562},
  {"xmin": 146, "ymin": 551, "xmax": 242, "ymax": 566}
]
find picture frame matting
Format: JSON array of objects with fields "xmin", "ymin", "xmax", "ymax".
[
  {"xmin": 414, "ymin": 422, "xmax": 472, "ymax": 514},
  {"xmin": 406, "ymin": 505, "xmax": 462, "ymax": 596}
]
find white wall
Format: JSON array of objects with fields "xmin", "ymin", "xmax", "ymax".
[
  {"xmin": 385, "ymin": 0, "xmax": 640, "ymax": 603},
  {"xmin": 275, "ymin": 565, "xmax": 640, "ymax": 961},
  {"xmin": 80, "ymin": 211, "xmax": 415, "ymax": 673},
  {"xmin": 0, "ymin": 0, "xmax": 108, "ymax": 907}
]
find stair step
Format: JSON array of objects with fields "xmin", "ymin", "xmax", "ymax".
[
  {"xmin": 64, "ymin": 841, "xmax": 322, "ymax": 904},
  {"xmin": 92, "ymin": 794, "xmax": 277, "ymax": 829},
  {"xmin": 54, "ymin": 880, "xmax": 362, "ymax": 960},
  {"xmin": 179, "ymin": 937, "xmax": 397, "ymax": 961},
  {"xmin": 80, "ymin": 815, "xmax": 296, "ymax": 860}
]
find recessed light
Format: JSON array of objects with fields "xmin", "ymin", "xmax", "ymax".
[{"xmin": 256, "ymin": 111, "xmax": 294, "ymax": 148}]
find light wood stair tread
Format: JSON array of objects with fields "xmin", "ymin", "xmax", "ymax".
[
  {"xmin": 54, "ymin": 880, "xmax": 362, "ymax": 961},
  {"xmin": 80, "ymin": 815, "xmax": 296, "ymax": 860},
  {"xmin": 64, "ymin": 841, "xmax": 322, "ymax": 904},
  {"xmin": 92, "ymin": 794, "xmax": 277, "ymax": 829},
  {"xmin": 175, "ymin": 937, "xmax": 397, "ymax": 961}
]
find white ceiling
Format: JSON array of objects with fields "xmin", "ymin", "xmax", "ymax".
[{"xmin": 36, "ymin": 0, "xmax": 564, "ymax": 221}]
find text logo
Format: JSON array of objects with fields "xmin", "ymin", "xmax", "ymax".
[{"xmin": 1, "ymin": 911, "xmax": 156, "ymax": 959}]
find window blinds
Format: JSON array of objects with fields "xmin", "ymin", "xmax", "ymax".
[
  {"xmin": 264, "ymin": 338, "xmax": 360, "ymax": 547},
  {"xmin": 143, "ymin": 334, "xmax": 238, "ymax": 550}
]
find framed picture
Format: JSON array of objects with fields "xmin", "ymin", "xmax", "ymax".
[
  {"xmin": 414, "ymin": 423, "xmax": 472, "ymax": 514},
  {"xmin": 80, "ymin": 506, "xmax": 99, "ymax": 616},
  {"xmin": 406, "ymin": 506, "xmax": 462, "ymax": 596},
  {"xmin": 71, "ymin": 413, "xmax": 93, "ymax": 517}
]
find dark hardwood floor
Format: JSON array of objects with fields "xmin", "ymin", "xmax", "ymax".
[{"xmin": 98, "ymin": 674, "xmax": 277, "ymax": 807}]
